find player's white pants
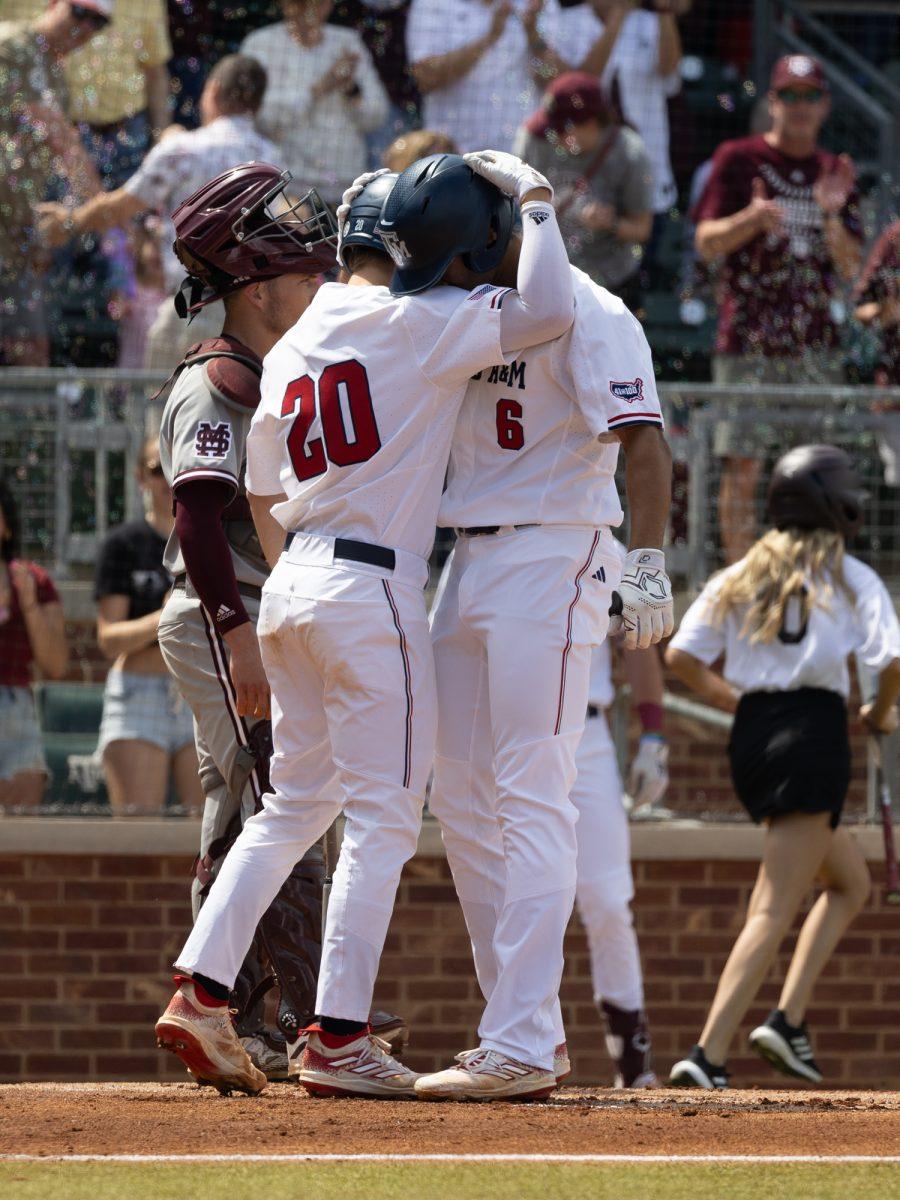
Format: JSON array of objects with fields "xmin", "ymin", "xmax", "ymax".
[
  {"xmin": 176, "ymin": 533, "xmax": 436, "ymax": 1022},
  {"xmin": 572, "ymin": 711, "xmax": 644, "ymax": 1013},
  {"xmin": 429, "ymin": 525, "xmax": 619, "ymax": 1070}
]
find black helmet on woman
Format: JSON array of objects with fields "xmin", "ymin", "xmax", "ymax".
[{"xmin": 766, "ymin": 444, "xmax": 867, "ymax": 539}]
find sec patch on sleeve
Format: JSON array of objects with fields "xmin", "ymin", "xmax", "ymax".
[
  {"xmin": 194, "ymin": 420, "xmax": 232, "ymax": 459},
  {"xmin": 609, "ymin": 378, "xmax": 643, "ymax": 404}
]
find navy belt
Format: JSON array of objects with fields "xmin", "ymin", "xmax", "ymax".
[
  {"xmin": 286, "ymin": 532, "xmax": 396, "ymax": 571},
  {"xmin": 586, "ymin": 703, "xmax": 602, "ymax": 719},
  {"xmin": 456, "ymin": 523, "xmax": 539, "ymax": 537}
]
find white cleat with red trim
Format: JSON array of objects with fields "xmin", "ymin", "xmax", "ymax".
[
  {"xmin": 298, "ymin": 1031, "xmax": 420, "ymax": 1098},
  {"xmin": 414, "ymin": 1048, "xmax": 557, "ymax": 1101},
  {"xmin": 554, "ymin": 1041, "xmax": 571, "ymax": 1083},
  {"xmin": 155, "ymin": 978, "xmax": 266, "ymax": 1095}
]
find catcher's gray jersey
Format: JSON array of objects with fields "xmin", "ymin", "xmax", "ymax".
[{"xmin": 158, "ymin": 359, "xmax": 268, "ymax": 590}]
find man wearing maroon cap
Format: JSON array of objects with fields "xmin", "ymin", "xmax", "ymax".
[
  {"xmin": 514, "ymin": 70, "xmax": 653, "ymax": 307},
  {"xmin": 694, "ymin": 54, "xmax": 863, "ymax": 564}
]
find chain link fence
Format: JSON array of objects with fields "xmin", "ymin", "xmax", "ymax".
[{"xmin": 0, "ymin": 370, "xmax": 897, "ymax": 817}]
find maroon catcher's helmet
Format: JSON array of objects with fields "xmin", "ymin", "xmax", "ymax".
[{"xmin": 172, "ymin": 162, "xmax": 338, "ymax": 317}]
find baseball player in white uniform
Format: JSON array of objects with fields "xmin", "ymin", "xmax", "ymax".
[
  {"xmin": 574, "ymin": 633, "xmax": 668, "ymax": 1089},
  {"xmin": 414, "ymin": 258, "xmax": 674, "ymax": 1101},
  {"xmin": 156, "ymin": 150, "xmax": 577, "ymax": 1098}
]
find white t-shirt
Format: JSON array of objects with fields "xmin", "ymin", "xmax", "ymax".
[
  {"xmin": 438, "ymin": 267, "xmax": 663, "ymax": 529},
  {"xmin": 406, "ymin": 0, "xmax": 600, "ymax": 153},
  {"xmin": 240, "ymin": 22, "xmax": 388, "ymax": 203},
  {"xmin": 670, "ymin": 554, "xmax": 900, "ymax": 699},
  {"xmin": 246, "ymin": 281, "xmax": 516, "ymax": 561},
  {"xmin": 549, "ymin": 5, "xmax": 679, "ymax": 213},
  {"xmin": 123, "ymin": 115, "xmax": 278, "ymax": 292}
]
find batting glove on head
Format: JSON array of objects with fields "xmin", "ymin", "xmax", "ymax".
[
  {"xmin": 609, "ymin": 549, "xmax": 674, "ymax": 651},
  {"xmin": 463, "ymin": 150, "xmax": 554, "ymax": 203},
  {"xmin": 627, "ymin": 734, "xmax": 669, "ymax": 809},
  {"xmin": 336, "ymin": 168, "xmax": 391, "ymax": 236}
]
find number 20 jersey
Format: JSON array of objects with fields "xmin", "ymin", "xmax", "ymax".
[
  {"xmin": 246, "ymin": 280, "xmax": 515, "ymax": 560},
  {"xmin": 439, "ymin": 267, "xmax": 664, "ymax": 531}
]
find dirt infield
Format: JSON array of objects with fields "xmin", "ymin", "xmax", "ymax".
[{"xmin": 3, "ymin": 1083, "xmax": 900, "ymax": 1159}]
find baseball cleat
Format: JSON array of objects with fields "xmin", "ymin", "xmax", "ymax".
[
  {"xmin": 601, "ymin": 1001, "xmax": 658, "ymax": 1088},
  {"xmin": 749, "ymin": 1010, "xmax": 823, "ymax": 1083},
  {"xmin": 241, "ymin": 1030, "xmax": 292, "ymax": 1081},
  {"xmin": 554, "ymin": 1041, "xmax": 572, "ymax": 1083},
  {"xmin": 155, "ymin": 978, "xmax": 266, "ymax": 1095},
  {"xmin": 667, "ymin": 1045, "xmax": 729, "ymax": 1090},
  {"xmin": 369, "ymin": 1009, "xmax": 409, "ymax": 1057},
  {"xmin": 298, "ymin": 1030, "xmax": 420, "ymax": 1098},
  {"xmin": 414, "ymin": 1048, "xmax": 557, "ymax": 1102}
]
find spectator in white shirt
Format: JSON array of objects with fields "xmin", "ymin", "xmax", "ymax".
[
  {"xmin": 241, "ymin": 1, "xmax": 389, "ymax": 204},
  {"xmin": 407, "ymin": 0, "xmax": 618, "ymax": 154},
  {"xmin": 38, "ymin": 53, "xmax": 280, "ymax": 369}
]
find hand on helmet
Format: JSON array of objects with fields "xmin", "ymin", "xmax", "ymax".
[
  {"xmin": 627, "ymin": 734, "xmax": 669, "ymax": 809},
  {"xmin": 463, "ymin": 150, "xmax": 554, "ymax": 203},
  {"xmin": 608, "ymin": 549, "xmax": 674, "ymax": 651},
  {"xmin": 337, "ymin": 168, "xmax": 391, "ymax": 227}
]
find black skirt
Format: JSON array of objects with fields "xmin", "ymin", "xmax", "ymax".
[{"xmin": 728, "ymin": 688, "xmax": 851, "ymax": 829}]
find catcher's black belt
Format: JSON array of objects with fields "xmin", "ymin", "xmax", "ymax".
[
  {"xmin": 586, "ymin": 703, "xmax": 601, "ymax": 719},
  {"xmin": 455, "ymin": 523, "xmax": 540, "ymax": 537},
  {"xmin": 286, "ymin": 531, "xmax": 396, "ymax": 571},
  {"xmin": 172, "ymin": 573, "xmax": 262, "ymax": 601}
]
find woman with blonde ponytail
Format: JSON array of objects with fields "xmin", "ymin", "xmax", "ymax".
[{"xmin": 664, "ymin": 445, "xmax": 900, "ymax": 1090}]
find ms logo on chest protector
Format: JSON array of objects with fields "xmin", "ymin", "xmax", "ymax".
[{"xmin": 609, "ymin": 378, "xmax": 643, "ymax": 404}]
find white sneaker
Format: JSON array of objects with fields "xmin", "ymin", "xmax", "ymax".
[
  {"xmin": 298, "ymin": 1030, "xmax": 420, "ymax": 1098},
  {"xmin": 414, "ymin": 1047, "xmax": 556, "ymax": 1101},
  {"xmin": 155, "ymin": 978, "xmax": 266, "ymax": 1095}
]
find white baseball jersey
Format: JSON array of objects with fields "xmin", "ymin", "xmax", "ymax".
[
  {"xmin": 246, "ymin": 280, "xmax": 518, "ymax": 560},
  {"xmin": 671, "ymin": 554, "xmax": 900, "ymax": 698},
  {"xmin": 438, "ymin": 267, "xmax": 663, "ymax": 529}
]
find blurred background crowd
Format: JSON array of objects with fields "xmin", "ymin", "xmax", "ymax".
[{"xmin": 1, "ymin": 0, "xmax": 899, "ymax": 815}]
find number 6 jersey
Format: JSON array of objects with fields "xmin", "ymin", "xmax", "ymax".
[
  {"xmin": 439, "ymin": 267, "xmax": 664, "ymax": 531},
  {"xmin": 246, "ymin": 279, "xmax": 522, "ymax": 559}
]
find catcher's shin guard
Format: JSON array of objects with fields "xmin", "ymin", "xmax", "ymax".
[{"xmin": 258, "ymin": 844, "xmax": 327, "ymax": 1040}]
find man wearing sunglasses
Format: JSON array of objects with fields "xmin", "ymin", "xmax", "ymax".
[
  {"xmin": 693, "ymin": 54, "xmax": 863, "ymax": 564},
  {"xmin": 0, "ymin": 0, "xmax": 111, "ymax": 366}
]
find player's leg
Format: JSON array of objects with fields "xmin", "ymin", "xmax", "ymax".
[
  {"xmin": 670, "ymin": 811, "xmax": 833, "ymax": 1088},
  {"xmin": 298, "ymin": 573, "xmax": 435, "ymax": 1097},
  {"xmin": 749, "ymin": 827, "xmax": 870, "ymax": 1081},
  {"xmin": 417, "ymin": 528, "xmax": 618, "ymax": 1101},
  {"xmin": 573, "ymin": 712, "xmax": 656, "ymax": 1087},
  {"xmin": 429, "ymin": 545, "xmax": 506, "ymax": 1004}
]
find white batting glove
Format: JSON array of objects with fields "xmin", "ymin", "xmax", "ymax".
[
  {"xmin": 463, "ymin": 150, "xmax": 554, "ymax": 203},
  {"xmin": 336, "ymin": 167, "xmax": 391, "ymax": 227},
  {"xmin": 609, "ymin": 549, "xmax": 674, "ymax": 651},
  {"xmin": 627, "ymin": 734, "xmax": 669, "ymax": 810}
]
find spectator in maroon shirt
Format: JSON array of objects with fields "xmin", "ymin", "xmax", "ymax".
[
  {"xmin": 0, "ymin": 479, "xmax": 68, "ymax": 810},
  {"xmin": 855, "ymin": 220, "xmax": 900, "ymax": 487},
  {"xmin": 694, "ymin": 54, "xmax": 863, "ymax": 563}
]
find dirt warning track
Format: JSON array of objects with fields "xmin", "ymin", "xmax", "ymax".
[{"xmin": 2, "ymin": 1084, "xmax": 899, "ymax": 1160}]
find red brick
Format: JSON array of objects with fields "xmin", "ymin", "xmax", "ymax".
[
  {"xmin": 25, "ymin": 1054, "xmax": 90, "ymax": 1075},
  {"xmin": 2, "ymin": 929, "xmax": 59, "ymax": 949},
  {"xmin": 96, "ymin": 1055, "xmax": 160, "ymax": 1075},
  {"xmin": 2, "ymin": 881, "xmax": 60, "ymax": 902},
  {"xmin": 27, "ymin": 954, "xmax": 94, "ymax": 975},
  {"xmin": 98, "ymin": 905, "xmax": 165, "ymax": 928},
  {"xmin": 60, "ymin": 1029, "xmax": 124, "ymax": 1050},
  {"xmin": 26, "ymin": 1003, "xmax": 92, "ymax": 1024},
  {"xmin": 28, "ymin": 905, "xmax": 92, "ymax": 926},
  {"xmin": 0, "ymin": 859, "xmax": 25, "ymax": 878},
  {"xmin": 30, "ymin": 856, "xmax": 97, "ymax": 877},
  {"xmin": 64, "ymin": 931, "xmax": 128, "ymax": 951},
  {"xmin": 101, "ymin": 858, "xmax": 163, "ymax": 878},
  {"xmin": 0, "ymin": 1028, "xmax": 56, "ymax": 1051},
  {"xmin": 0, "ymin": 1055, "xmax": 23, "ymax": 1076},
  {"xmin": 96, "ymin": 1002, "xmax": 160, "ymax": 1023},
  {"xmin": 63, "ymin": 881, "xmax": 123, "ymax": 902}
]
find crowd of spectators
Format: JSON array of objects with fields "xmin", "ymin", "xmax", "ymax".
[{"xmin": 1, "ymin": 1, "xmax": 900, "ymax": 810}]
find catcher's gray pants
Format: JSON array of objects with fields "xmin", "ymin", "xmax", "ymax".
[{"xmin": 159, "ymin": 583, "xmax": 264, "ymax": 916}]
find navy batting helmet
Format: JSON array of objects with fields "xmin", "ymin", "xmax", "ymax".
[
  {"xmin": 337, "ymin": 171, "xmax": 398, "ymax": 272},
  {"xmin": 767, "ymin": 444, "xmax": 867, "ymax": 539},
  {"xmin": 376, "ymin": 154, "xmax": 514, "ymax": 296}
]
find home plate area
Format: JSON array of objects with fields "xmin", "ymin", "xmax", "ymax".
[{"xmin": 3, "ymin": 1083, "xmax": 900, "ymax": 1160}]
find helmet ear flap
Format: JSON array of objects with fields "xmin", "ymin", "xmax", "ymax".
[{"xmin": 464, "ymin": 196, "xmax": 514, "ymax": 275}]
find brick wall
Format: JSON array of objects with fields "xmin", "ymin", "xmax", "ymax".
[{"xmin": 2, "ymin": 836, "xmax": 899, "ymax": 1087}]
